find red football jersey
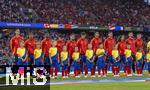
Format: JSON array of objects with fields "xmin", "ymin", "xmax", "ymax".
[
  {"xmin": 125, "ymin": 38, "xmax": 136, "ymax": 55},
  {"xmin": 91, "ymin": 37, "xmax": 102, "ymax": 53},
  {"xmin": 66, "ymin": 40, "xmax": 77, "ymax": 57},
  {"xmin": 135, "ymin": 38, "xmax": 144, "ymax": 50},
  {"xmin": 117, "ymin": 41, "xmax": 126, "ymax": 55},
  {"xmin": 77, "ymin": 38, "xmax": 88, "ymax": 54},
  {"xmin": 41, "ymin": 39, "xmax": 51, "ymax": 56},
  {"xmin": 10, "ymin": 36, "xmax": 24, "ymax": 55},
  {"xmin": 56, "ymin": 40, "xmax": 65, "ymax": 54},
  {"xmin": 104, "ymin": 37, "xmax": 116, "ymax": 56},
  {"xmin": 25, "ymin": 39, "xmax": 36, "ymax": 55}
]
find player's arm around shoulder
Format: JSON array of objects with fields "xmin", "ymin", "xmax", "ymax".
[
  {"xmin": 92, "ymin": 55, "xmax": 96, "ymax": 63},
  {"xmin": 49, "ymin": 48, "xmax": 52, "ymax": 64}
]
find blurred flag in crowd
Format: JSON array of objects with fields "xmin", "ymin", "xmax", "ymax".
[
  {"xmin": 50, "ymin": 24, "xmax": 58, "ymax": 28},
  {"xmin": 108, "ymin": 24, "xmax": 123, "ymax": 30}
]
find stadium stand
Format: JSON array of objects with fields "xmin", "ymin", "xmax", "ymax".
[{"xmin": 0, "ymin": 0, "xmax": 150, "ymax": 26}]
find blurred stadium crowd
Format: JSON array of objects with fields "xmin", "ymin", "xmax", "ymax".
[{"xmin": 0, "ymin": 0, "xmax": 150, "ymax": 26}]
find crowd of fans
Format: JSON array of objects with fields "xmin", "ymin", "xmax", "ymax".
[
  {"xmin": 0, "ymin": 0, "xmax": 150, "ymax": 26},
  {"xmin": 0, "ymin": 0, "xmax": 24, "ymax": 22}
]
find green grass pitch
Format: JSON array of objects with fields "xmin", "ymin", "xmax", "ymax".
[
  {"xmin": 0, "ymin": 72, "xmax": 150, "ymax": 90},
  {"xmin": 50, "ymin": 82, "xmax": 150, "ymax": 90},
  {"xmin": 0, "ymin": 82, "xmax": 150, "ymax": 90},
  {"xmin": 50, "ymin": 72, "xmax": 150, "ymax": 90}
]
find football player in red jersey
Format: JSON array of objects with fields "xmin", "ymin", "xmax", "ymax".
[
  {"xmin": 125, "ymin": 32, "xmax": 136, "ymax": 73},
  {"xmin": 135, "ymin": 33, "xmax": 144, "ymax": 51},
  {"xmin": 104, "ymin": 32, "xmax": 116, "ymax": 74},
  {"xmin": 25, "ymin": 33, "xmax": 36, "ymax": 65},
  {"xmin": 91, "ymin": 32, "xmax": 102, "ymax": 75},
  {"xmin": 66, "ymin": 34, "xmax": 77, "ymax": 76},
  {"xmin": 56, "ymin": 35, "xmax": 65, "ymax": 73},
  {"xmin": 125, "ymin": 32, "xmax": 136, "ymax": 55},
  {"xmin": 10, "ymin": 29, "xmax": 24, "ymax": 74},
  {"xmin": 91, "ymin": 32, "xmax": 102, "ymax": 53},
  {"xmin": 41, "ymin": 33, "xmax": 51, "ymax": 74},
  {"xmin": 10, "ymin": 29, "xmax": 24, "ymax": 60},
  {"xmin": 56, "ymin": 35, "xmax": 65, "ymax": 54},
  {"xmin": 117, "ymin": 35, "xmax": 126, "ymax": 73},
  {"xmin": 77, "ymin": 32, "xmax": 88, "ymax": 74},
  {"xmin": 135, "ymin": 33, "xmax": 144, "ymax": 69},
  {"xmin": 25, "ymin": 33, "xmax": 36, "ymax": 76}
]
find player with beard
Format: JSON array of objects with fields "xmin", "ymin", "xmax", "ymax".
[
  {"xmin": 56, "ymin": 35, "xmax": 65, "ymax": 54},
  {"xmin": 135, "ymin": 34, "xmax": 144, "ymax": 70},
  {"xmin": 77, "ymin": 32, "xmax": 88, "ymax": 74},
  {"xmin": 25, "ymin": 33, "xmax": 36, "ymax": 76},
  {"xmin": 10, "ymin": 29, "xmax": 24, "ymax": 74},
  {"xmin": 104, "ymin": 32, "xmax": 116, "ymax": 75},
  {"xmin": 117, "ymin": 35, "xmax": 126, "ymax": 73},
  {"xmin": 66, "ymin": 34, "xmax": 77, "ymax": 76},
  {"xmin": 125, "ymin": 32, "xmax": 136, "ymax": 74},
  {"xmin": 41, "ymin": 33, "xmax": 51, "ymax": 74},
  {"xmin": 91, "ymin": 32, "xmax": 102, "ymax": 75}
]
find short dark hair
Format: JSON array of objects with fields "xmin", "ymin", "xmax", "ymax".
[{"xmin": 81, "ymin": 32, "xmax": 86, "ymax": 35}]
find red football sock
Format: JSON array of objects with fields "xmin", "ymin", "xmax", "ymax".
[
  {"xmin": 126, "ymin": 66, "xmax": 129, "ymax": 74},
  {"xmin": 62, "ymin": 70, "xmax": 65, "ymax": 76},
  {"xmin": 105, "ymin": 64, "xmax": 108, "ymax": 74},
  {"xmin": 65, "ymin": 70, "xmax": 68, "ymax": 76},
  {"xmin": 117, "ymin": 67, "xmax": 120, "ymax": 74},
  {"xmin": 127, "ymin": 66, "xmax": 129, "ymax": 74},
  {"xmin": 98, "ymin": 68, "xmax": 101, "ymax": 75},
  {"xmin": 91, "ymin": 68, "xmax": 94, "ymax": 75},
  {"xmin": 127, "ymin": 66, "xmax": 131, "ymax": 74},
  {"xmin": 90, "ymin": 69, "xmax": 92, "ymax": 75},
  {"xmin": 124, "ymin": 66, "xmax": 127, "ymax": 73},
  {"xmin": 74, "ymin": 70, "xmax": 77, "ymax": 76},
  {"xmin": 140, "ymin": 68, "xmax": 142, "ymax": 74},
  {"xmin": 136, "ymin": 68, "xmax": 138, "ymax": 74},
  {"xmin": 137, "ymin": 68, "xmax": 142, "ymax": 74},
  {"xmin": 74, "ymin": 70, "xmax": 76, "ymax": 75},
  {"xmin": 102, "ymin": 69, "xmax": 105, "ymax": 75},
  {"xmin": 84, "ymin": 67, "xmax": 88, "ymax": 75},
  {"xmin": 76, "ymin": 70, "xmax": 78, "ymax": 76},
  {"xmin": 93, "ymin": 65, "xmax": 96, "ymax": 75},
  {"xmin": 118, "ymin": 66, "xmax": 120, "ymax": 74},
  {"xmin": 79, "ymin": 69, "xmax": 81, "ymax": 75},
  {"xmin": 54, "ymin": 68, "xmax": 58, "ymax": 76},
  {"xmin": 137, "ymin": 68, "xmax": 140, "ymax": 74},
  {"xmin": 115, "ymin": 67, "xmax": 118, "ymax": 75},
  {"xmin": 93, "ymin": 68, "xmax": 95, "ymax": 75},
  {"xmin": 92, "ymin": 68, "xmax": 94, "ymax": 75},
  {"xmin": 116, "ymin": 68, "xmax": 118, "ymax": 75},
  {"xmin": 68, "ymin": 66, "xmax": 70, "ymax": 75},
  {"xmin": 115, "ymin": 68, "xmax": 117, "ymax": 75},
  {"xmin": 50, "ymin": 68, "xmax": 53, "ymax": 76},
  {"xmin": 77, "ymin": 70, "xmax": 80, "ymax": 76},
  {"xmin": 129, "ymin": 67, "xmax": 131, "ymax": 74},
  {"xmin": 126, "ymin": 66, "xmax": 128, "ymax": 74},
  {"xmin": 67, "ymin": 69, "xmax": 70, "ymax": 76}
]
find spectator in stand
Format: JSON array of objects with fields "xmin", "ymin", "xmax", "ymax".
[{"xmin": 1, "ymin": 0, "xmax": 150, "ymax": 26}]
